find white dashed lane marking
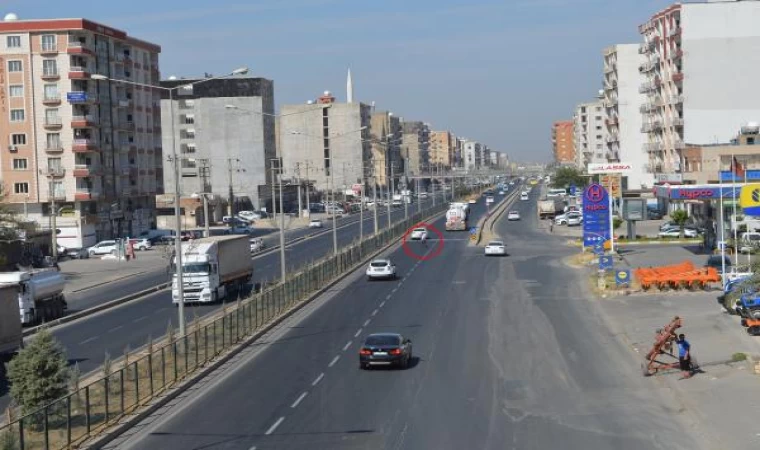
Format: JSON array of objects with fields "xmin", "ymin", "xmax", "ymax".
[
  {"xmin": 290, "ymin": 392, "xmax": 308, "ymax": 408},
  {"xmin": 354, "ymin": 328, "xmax": 362, "ymax": 338},
  {"xmin": 312, "ymin": 373, "xmax": 324, "ymax": 386},
  {"xmin": 328, "ymin": 355, "xmax": 340, "ymax": 367},
  {"xmin": 371, "ymin": 309, "xmax": 378, "ymax": 316},
  {"xmin": 342, "ymin": 341, "xmax": 352, "ymax": 351},
  {"xmin": 78, "ymin": 336, "xmax": 99, "ymax": 345},
  {"xmin": 363, "ymin": 319, "xmax": 371, "ymax": 327},
  {"xmin": 379, "ymin": 301, "xmax": 386, "ymax": 308},
  {"xmin": 265, "ymin": 417, "xmax": 285, "ymax": 435}
]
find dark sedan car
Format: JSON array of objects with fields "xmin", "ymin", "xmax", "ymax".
[
  {"xmin": 359, "ymin": 333, "xmax": 413, "ymax": 370},
  {"xmin": 705, "ymin": 255, "xmax": 732, "ymax": 274}
]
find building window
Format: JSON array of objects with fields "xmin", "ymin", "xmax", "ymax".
[
  {"xmin": 14, "ymin": 182, "xmax": 29, "ymax": 194},
  {"xmin": 48, "ymin": 157, "xmax": 62, "ymax": 171},
  {"xmin": 9, "ymin": 85, "xmax": 23, "ymax": 97},
  {"xmin": 46, "ymin": 133, "xmax": 61, "ymax": 149},
  {"xmin": 44, "ymin": 84, "xmax": 59, "ymax": 100},
  {"xmin": 12, "ymin": 158, "xmax": 28, "ymax": 170},
  {"xmin": 45, "ymin": 109, "xmax": 60, "ymax": 124},
  {"xmin": 41, "ymin": 34, "xmax": 56, "ymax": 51},
  {"xmin": 6, "ymin": 36, "xmax": 21, "ymax": 48},
  {"xmin": 8, "ymin": 60, "xmax": 22, "ymax": 72},
  {"xmin": 42, "ymin": 59, "xmax": 57, "ymax": 76},
  {"xmin": 10, "ymin": 109, "xmax": 25, "ymax": 122},
  {"xmin": 11, "ymin": 134, "xmax": 26, "ymax": 145}
]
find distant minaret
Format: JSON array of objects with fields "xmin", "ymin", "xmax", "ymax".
[{"xmin": 347, "ymin": 68, "xmax": 354, "ymax": 103}]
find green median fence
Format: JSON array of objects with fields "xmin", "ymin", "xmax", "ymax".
[{"xmin": 0, "ymin": 200, "xmax": 451, "ymax": 450}]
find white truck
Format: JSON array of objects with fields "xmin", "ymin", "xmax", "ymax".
[
  {"xmin": 445, "ymin": 205, "xmax": 468, "ymax": 231},
  {"xmin": 0, "ymin": 285, "xmax": 22, "ymax": 355},
  {"xmin": 0, "ymin": 270, "xmax": 67, "ymax": 326},
  {"xmin": 172, "ymin": 235, "xmax": 253, "ymax": 304}
]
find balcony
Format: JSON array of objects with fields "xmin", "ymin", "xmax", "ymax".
[
  {"xmin": 606, "ymin": 134, "xmax": 619, "ymax": 143},
  {"xmin": 605, "ymin": 117, "xmax": 618, "ymax": 126},
  {"xmin": 68, "ymin": 66, "xmax": 91, "ymax": 79},
  {"xmin": 122, "ymin": 187, "xmax": 133, "ymax": 196},
  {"xmin": 672, "ymin": 73, "xmax": 684, "ymax": 83},
  {"xmin": 119, "ymin": 121, "xmax": 136, "ymax": 131},
  {"xmin": 45, "ymin": 143, "xmax": 64, "ymax": 153},
  {"xmin": 116, "ymin": 98, "xmax": 132, "ymax": 108},
  {"xmin": 671, "ymin": 48, "xmax": 683, "ymax": 60},
  {"xmin": 668, "ymin": 94, "xmax": 684, "ymax": 105},
  {"xmin": 66, "ymin": 41, "xmax": 95, "ymax": 56},
  {"xmin": 668, "ymin": 26, "xmax": 682, "ymax": 38},
  {"xmin": 71, "ymin": 115, "xmax": 99, "ymax": 128},
  {"xmin": 45, "ymin": 167, "xmax": 65, "ymax": 177},
  {"xmin": 44, "ymin": 117, "xmax": 63, "ymax": 129},
  {"xmin": 674, "ymin": 140, "xmax": 685, "ymax": 149},
  {"xmin": 603, "ymin": 63, "xmax": 616, "ymax": 74},
  {"xmin": 72, "ymin": 139, "xmax": 99, "ymax": 153},
  {"xmin": 41, "ymin": 70, "xmax": 60, "ymax": 81},
  {"xmin": 75, "ymin": 189, "xmax": 100, "ymax": 201},
  {"xmin": 42, "ymin": 94, "xmax": 61, "ymax": 105},
  {"xmin": 673, "ymin": 117, "xmax": 684, "ymax": 127},
  {"xmin": 652, "ymin": 120, "xmax": 663, "ymax": 130},
  {"xmin": 73, "ymin": 164, "xmax": 100, "ymax": 177},
  {"xmin": 40, "ymin": 43, "xmax": 58, "ymax": 54},
  {"xmin": 638, "ymin": 43, "xmax": 648, "ymax": 54}
]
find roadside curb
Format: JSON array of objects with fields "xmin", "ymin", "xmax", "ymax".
[
  {"xmin": 68, "ymin": 270, "xmax": 153, "ymax": 294},
  {"xmin": 475, "ymin": 188, "xmax": 519, "ymax": 246},
  {"xmin": 82, "ymin": 203, "xmax": 451, "ymax": 449}
]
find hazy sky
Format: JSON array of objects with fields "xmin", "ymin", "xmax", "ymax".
[{"xmin": 16, "ymin": 0, "xmax": 674, "ymax": 163}]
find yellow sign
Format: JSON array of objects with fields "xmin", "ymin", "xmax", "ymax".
[
  {"xmin": 600, "ymin": 174, "xmax": 621, "ymax": 197},
  {"xmin": 740, "ymin": 183, "xmax": 760, "ymax": 216}
]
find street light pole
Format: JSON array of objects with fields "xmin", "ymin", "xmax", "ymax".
[
  {"xmin": 386, "ymin": 161, "xmax": 392, "ymax": 229},
  {"xmin": 331, "ymin": 168, "xmax": 338, "ymax": 254},
  {"xmin": 278, "ymin": 161, "xmax": 286, "ymax": 282},
  {"xmin": 373, "ymin": 174, "xmax": 379, "ymax": 234},
  {"xmin": 203, "ymin": 194, "xmax": 210, "ymax": 238}
]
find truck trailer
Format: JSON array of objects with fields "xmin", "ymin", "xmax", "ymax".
[
  {"xmin": 0, "ymin": 269, "xmax": 67, "ymax": 325},
  {"xmin": 538, "ymin": 199, "xmax": 564, "ymax": 219},
  {"xmin": 0, "ymin": 285, "xmax": 22, "ymax": 355},
  {"xmin": 445, "ymin": 206, "xmax": 468, "ymax": 231},
  {"xmin": 172, "ymin": 235, "xmax": 253, "ymax": 304}
]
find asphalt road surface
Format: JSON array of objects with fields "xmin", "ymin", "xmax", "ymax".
[
  {"xmin": 0, "ymin": 195, "xmax": 446, "ymax": 411},
  {"xmin": 109, "ymin": 187, "xmax": 704, "ymax": 450}
]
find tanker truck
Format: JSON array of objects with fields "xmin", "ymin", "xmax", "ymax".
[
  {"xmin": 445, "ymin": 205, "xmax": 468, "ymax": 231},
  {"xmin": 0, "ymin": 285, "xmax": 23, "ymax": 355},
  {"xmin": 0, "ymin": 269, "xmax": 67, "ymax": 325}
]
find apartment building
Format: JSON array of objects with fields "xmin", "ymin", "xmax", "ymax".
[
  {"xmin": 573, "ymin": 97, "xmax": 608, "ymax": 169},
  {"xmin": 159, "ymin": 77, "xmax": 275, "ymax": 211},
  {"xmin": 462, "ymin": 141, "xmax": 481, "ymax": 172},
  {"xmin": 551, "ymin": 121, "xmax": 575, "ymax": 165},
  {"xmin": 683, "ymin": 123, "xmax": 760, "ymax": 185},
  {"xmin": 0, "ymin": 16, "xmax": 162, "ymax": 246},
  {"xmin": 429, "ymin": 130, "xmax": 453, "ymax": 171},
  {"xmin": 401, "ymin": 121, "xmax": 430, "ymax": 176},
  {"xmin": 279, "ymin": 91, "xmax": 371, "ymax": 192},
  {"xmin": 453, "ymin": 136, "xmax": 465, "ymax": 168},
  {"xmin": 368, "ymin": 110, "xmax": 402, "ymax": 188},
  {"xmin": 602, "ymin": 44, "xmax": 652, "ymax": 189},
  {"xmin": 639, "ymin": 0, "xmax": 760, "ymax": 183}
]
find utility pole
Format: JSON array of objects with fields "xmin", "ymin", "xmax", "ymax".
[
  {"xmin": 330, "ymin": 167, "xmax": 338, "ymax": 254},
  {"xmin": 386, "ymin": 161, "xmax": 392, "ymax": 229},
  {"xmin": 416, "ymin": 177, "xmax": 421, "ymax": 214},
  {"xmin": 49, "ymin": 177, "xmax": 58, "ymax": 260},
  {"xmin": 227, "ymin": 157, "xmax": 239, "ymax": 222},
  {"xmin": 372, "ymin": 170, "xmax": 379, "ymax": 234},
  {"xmin": 294, "ymin": 162, "xmax": 303, "ymax": 218},
  {"xmin": 271, "ymin": 158, "xmax": 286, "ymax": 283}
]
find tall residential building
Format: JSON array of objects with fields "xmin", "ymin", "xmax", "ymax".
[
  {"xmin": 573, "ymin": 97, "xmax": 608, "ymax": 169},
  {"xmin": 480, "ymin": 145, "xmax": 491, "ymax": 169},
  {"xmin": 462, "ymin": 141, "xmax": 481, "ymax": 172},
  {"xmin": 279, "ymin": 91, "xmax": 371, "ymax": 192},
  {"xmin": 602, "ymin": 44, "xmax": 652, "ymax": 189},
  {"xmin": 159, "ymin": 77, "xmax": 275, "ymax": 211},
  {"xmin": 551, "ymin": 121, "xmax": 575, "ymax": 165},
  {"xmin": 368, "ymin": 110, "xmax": 402, "ymax": 188},
  {"xmin": 0, "ymin": 16, "xmax": 162, "ymax": 245},
  {"xmin": 429, "ymin": 130, "xmax": 453, "ymax": 171},
  {"xmin": 401, "ymin": 121, "xmax": 430, "ymax": 176},
  {"xmin": 639, "ymin": 0, "xmax": 760, "ymax": 183},
  {"xmin": 454, "ymin": 137, "xmax": 466, "ymax": 168}
]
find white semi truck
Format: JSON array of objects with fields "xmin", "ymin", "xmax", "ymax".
[
  {"xmin": 172, "ymin": 235, "xmax": 253, "ymax": 304},
  {"xmin": 0, "ymin": 285, "xmax": 22, "ymax": 355},
  {"xmin": 0, "ymin": 270, "xmax": 67, "ymax": 326}
]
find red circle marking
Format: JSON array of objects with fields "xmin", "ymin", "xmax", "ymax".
[{"xmin": 401, "ymin": 222, "xmax": 445, "ymax": 261}]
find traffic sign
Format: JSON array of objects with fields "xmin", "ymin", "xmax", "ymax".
[
  {"xmin": 582, "ymin": 183, "xmax": 610, "ymax": 249},
  {"xmin": 469, "ymin": 227, "xmax": 477, "ymax": 235},
  {"xmin": 615, "ymin": 269, "xmax": 631, "ymax": 286},
  {"xmin": 569, "ymin": 184, "xmax": 577, "ymax": 196},
  {"xmin": 599, "ymin": 255, "xmax": 613, "ymax": 270}
]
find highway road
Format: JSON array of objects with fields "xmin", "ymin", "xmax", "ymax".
[
  {"xmin": 110, "ymin": 185, "xmax": 705, "ymax": 450},
  {"xmin": 0, "ymin": 194, "xmax": 447, "ymax": 411}
]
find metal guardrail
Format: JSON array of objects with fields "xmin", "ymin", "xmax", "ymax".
[{"xmin": 0, "ymin": 198, "xmax": 456, "ymax": 449}]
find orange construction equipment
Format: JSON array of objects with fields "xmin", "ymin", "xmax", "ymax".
[
  {"xmin": 634, "ymin": 261, "xmax": 720, "ymax": 291},
  {"xmin": 642, "ymin": 316, "xmax": 683, "ymax": 376}
]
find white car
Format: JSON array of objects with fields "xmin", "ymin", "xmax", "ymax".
[
  {"xmin": 520, "ymin": 193, "xmax": 529, "ymax": 201},
  {"xmin": 659, "ymin": 226, "xmax": 698, "ymax": 238},
  {"xmin": 507, "ymin": 211, "xmax": 520, "ymax": 221},
  {"xmin": 566, "ymin": 214, "xmax": 583, "ymax": 226},
  {"xmin": 88, "ymin": 240, "xmax": 117, "ymax": 256},
  {"xmin": 250, "ymin": 238, "xmax": 265, "ymax": 253},
  {"xmin": 468, "ymin": 198, "xmax": 477, "ymax": 204},
  {"xmin": 484, "ymin": 240, "xmax": 507, "ymax": 256},
  {"xmin": 499, "ymin": 191, "xmax": 505, "ymax": 195},
  {"xmin": 410, "ymin": 228, "xmax": 428, "ymax": 240},
  {"xmin": 238, "ymin": 210, "xmax": 261, "ymax": 221},
  {"xmin": 131, "ymin": 238, "xmax": 153, "ymax": 251},
  {"xmin": 366, "ymin": 259, "xmax": 397, "ymax": 280},
  {"xmin": 308, "ymin": 219, "xmax": 323, "ymax": 228}
]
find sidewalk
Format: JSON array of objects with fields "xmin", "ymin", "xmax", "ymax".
[
  {"xmin": 58, "ymin": 250, "xmax": 169, "ymax": 294},
  {"xmin": 597, "ymin": 289, "xmax": 760, "ymax": 450}
]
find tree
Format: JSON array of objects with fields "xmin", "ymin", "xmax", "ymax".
[
  {"xmin": 5, "ymin": 329, "xmax": 69, "ymax": 415},
  {"xmin": 671, "ymin": 209, "xmax": 689, "ymax": 238},
  {"xmin": 551, "ymin": 167, "xmax": 586, "ymax": 189}
]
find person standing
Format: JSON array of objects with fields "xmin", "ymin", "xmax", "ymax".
[{"xmin": 677, "ymin": 333, "xmax": 692, "ymax": 379}]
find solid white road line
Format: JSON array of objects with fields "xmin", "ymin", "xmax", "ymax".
[
  {"xmin": 265, "ymin": 416, "xmax": 285, "ymax": 435},
  {"xmin": 290, "ymin": 392, "xmax": 308, "ymax": 408},
  {"xmin": 342, "ymin": 341, "xmax": 352, "ymax": 351},
  {"xmin": 328, "ymin": 355, "xmax": 340, "ymax": 367},
  {"xmin": 354, "ymin": 328, "xmax": 362, "ymax": 337},
  {"xmin": 312, "ymin": 372, "xmax": 325, "ymax": 386}
]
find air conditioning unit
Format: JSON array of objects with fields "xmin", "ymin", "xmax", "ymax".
[{"xmin": 8, "ymin": 145, "xmax": 17, "ymax": 153}]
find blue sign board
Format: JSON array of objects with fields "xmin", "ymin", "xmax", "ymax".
[
  {"xmin": 720, "ymin": 170, "xmax": 760, "ymax": 182},
  {"xmin": 582, "ymin": 183, "xmax": 611, "ymax": 248},
  {"xmin": 593, "ymin": 243, "xmax": 605, "ymax": 256},
  {"xmin": 67, "ymin": 91, "xmax": 88, "ymax": 103},
  {"xmin": 469, "ymin": 227, "xmax": 477, "ymax": 235},
  {"xmin": 615, "ymin": 269, "xmax": 631, "ymax": 286},
  {"xmin": 569, "ymin": 184, "xmax": 577, "ymax": 196},
  {"xmin": 599, "ymin": 255, "xmax": 613, "ymax": 270}
]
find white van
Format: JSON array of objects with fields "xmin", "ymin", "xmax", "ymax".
[{"xmin": 547, "ymin": 188, "xmax": 567, "ymax": 198}]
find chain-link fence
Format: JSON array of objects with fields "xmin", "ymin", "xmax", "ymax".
[{"xmin": 0, "ymin": 198, "xmax": 455, "ymax": 450}]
